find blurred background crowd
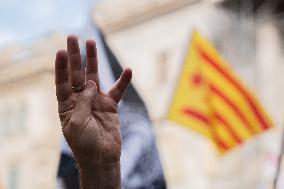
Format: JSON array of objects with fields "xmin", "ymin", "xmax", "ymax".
[{"xmin": 1, "ymin": 0, "xmax": 284, "ymax": 189}]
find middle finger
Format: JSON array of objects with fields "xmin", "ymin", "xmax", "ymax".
[{"xmin": 67, "ymin": 35, "xmax": 85, "ymax": 89}]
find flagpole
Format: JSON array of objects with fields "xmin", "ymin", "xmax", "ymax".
[{"xmin": 273, "ymin": 124, "xmax": 284, "ymax": 189}]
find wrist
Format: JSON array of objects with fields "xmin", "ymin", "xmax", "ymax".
[{"xmin": 79, "ymin": 161, "xmax": 121, "ymax": 189}]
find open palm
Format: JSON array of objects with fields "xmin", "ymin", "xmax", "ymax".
[{"xmin": 55, "ymin": 36, "xmax": 132, "ymax": 169}]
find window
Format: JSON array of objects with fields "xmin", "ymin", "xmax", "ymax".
[
  {"xmin": 8, "ymin": 165, "xmax": 18, "ymax": 189},
  {"xmin": 0, "ymin": 109, "xmax": 4, "ymax": 136},
  {"xmin": 16, "ymin": 104, "xmax": 27, "ymax": 133},
  {"xmin": 0, "ymin": 102, "xmax": 27, "ymax": 137}
]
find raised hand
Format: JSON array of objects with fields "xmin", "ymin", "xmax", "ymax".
[{"xmin": 55, "ymin": 35, "xmax": 131, "ymax": 188}]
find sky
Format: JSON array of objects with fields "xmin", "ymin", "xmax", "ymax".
[{"xmin": 0, "ymin": 0, "xmax": 100, "ymax": 47}]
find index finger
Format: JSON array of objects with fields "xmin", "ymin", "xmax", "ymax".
[{"xmin": 86, "ymin": 39, "xmax": 100, "ymax": 91}]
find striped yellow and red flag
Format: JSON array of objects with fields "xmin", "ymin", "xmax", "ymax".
[{"xmin": 168, "ymin": 30, "xmax": 274, "ymax": 153}]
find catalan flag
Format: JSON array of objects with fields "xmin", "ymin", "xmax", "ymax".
[{"xmin": 168, "ymin": 30, "xmax": 274, "ymax": 153}]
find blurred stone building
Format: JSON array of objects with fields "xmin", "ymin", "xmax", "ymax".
[
  {"xmin": 0, "ymin": 34, "xmax": 65, "ymax": 189},
  {"xmin": 93, "ymin": 0, "xmax": 284, "ymax": 188}
]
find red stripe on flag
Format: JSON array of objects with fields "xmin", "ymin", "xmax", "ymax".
[
  {"xmin": 210, "ymin": 85, "xmax": 255, "ymax": 133},
  {"xmin": 197, "ymin": 48, "xmax": 270, "ymax": 130},
  {"xmin": 182, "ymin": 108, "xmax": 230, "ymax": 151},
  {"xmin": 214, "ymin": 112, "xmax": 243, "ymax": 144},
  {"xmin": 214, "ymin": 136, "xmax": 230, "ymax": 152},
  {"xmin": 182, "ymin": 108, "xmax": 209, "ymax": 124}
]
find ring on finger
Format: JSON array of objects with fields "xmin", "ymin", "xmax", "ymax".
[{"xmin": 72, "ymin": 83, "xmax": 86, "ymax": 92}]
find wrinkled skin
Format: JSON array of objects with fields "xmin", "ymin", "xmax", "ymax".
[{"xmin": 55, "ymin": 35, "xmax": 132, "ymax": 171}]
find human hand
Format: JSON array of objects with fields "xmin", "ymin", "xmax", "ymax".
[{"xmin": 55, "ymin": 35, "xmax": 131, "ymax": 188}]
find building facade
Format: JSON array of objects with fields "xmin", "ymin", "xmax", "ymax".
[{"xmin": 0, "ymin": 34, "xmax": 65, "ymax": 189}]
